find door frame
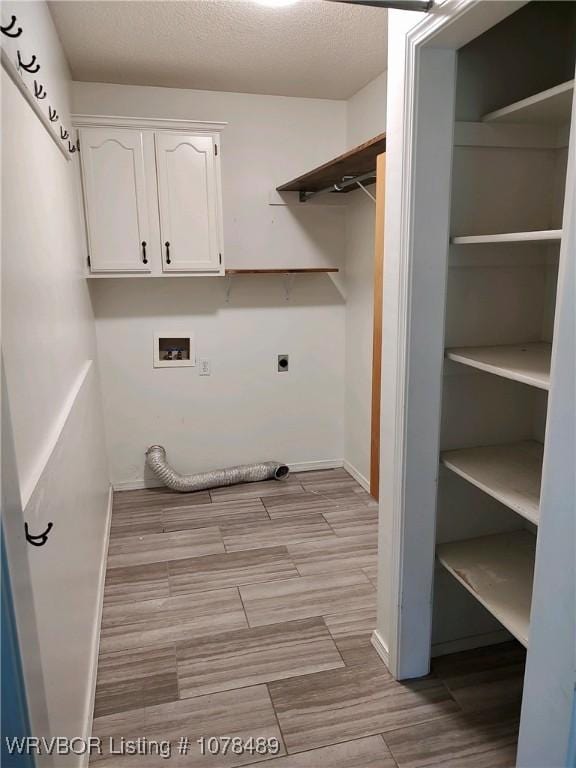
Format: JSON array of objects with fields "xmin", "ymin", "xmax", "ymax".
[
  {"xmin": 373, "ymin": 1, "xmax": 575, "ymax": 764},
  {"xmin": 370, "ymin": 152, "xmax": 386, "ymax": 500}
]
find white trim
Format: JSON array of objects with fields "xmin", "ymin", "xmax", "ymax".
[
  {"xmin": 79, "ymin": 484, "xmax": 113, "ymax": 768},
  {"xmin": 20, "ymin": 361, "xmax": 92, "ymax": 509},
  {"xmin": 289, "ymin": 459, "xmax": 344, "ymax": 474},
  {"xmin": 112, "ymin": 459, "xmax": 345, "ymax": 491},
  {"xmin": 431, "ymin": 629, "xmax": 512, "ymax": 658},
  {"xmin": 113, "ymin": 478, "xmax": 165, "ymax": 491},
  {"xmin": 343, "ymin": 460, "xmax": 370, "ymax": 492},
  {"xmin": 86, "ymin": 272, "xmax": 227, "ymax": 280},
  {"xmin": 410, "ymin": 0, "xmax": 526, "ymax": 50},
  {"xmin": 370, "ymin": 629, "xmax": 390, "ymax": 669},
  {"xmin": 72, "ymin": 114, "xmax": 226, "ymax": 133},
  {"xmin": 388, "ymin": 45, "xmax": 457, "ymax": 680}
]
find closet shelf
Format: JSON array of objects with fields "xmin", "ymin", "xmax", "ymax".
[
  {"xmin": 441, "ymin": 440, "xmax": 542, "ymax": 525},
  {"xmin": 482, "ymin": 80, "xmax": 574, "ymax": 126},
  {"xmin": 225, "ymin": 268, "xmax": 339, "ymax": 274},
  {"xmin": 451, "ymin": 230, "xmax": 562, "ymax": 245},
  {"xmin": 437, "ymin": 531, "xmax": 535, "ymax": 648},
  {"xmin": 276, "ymin": 133, "xmax": 386, "ymax": 202},
  {"xmin": 446, "ymin": 342, "xmax": 551, "ymax": 390}
]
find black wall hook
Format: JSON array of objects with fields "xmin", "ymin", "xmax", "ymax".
[
  {"xmin": 68, "ymin": 141, "xmax": 77, "ymax": 154},
  {"xmin": 49, "ymin": 106, "xmax": 58, "ymax": 122},
  {"xmin": 17, "ymin": 51, "xmax": 40, "ymax": 74},
  {"xmin": 25, "ymin": 522, "xmax": 53, "ymax": 547},
  {"xmin": 34, "ymin": 80, "xmax": 46, "ymax": 100},
  {"xmin": 60, "ymin": 127, "xmax": 69, "ymax": 140},
  {"xmin": 1, "ymin": 15, "xmax": 22, "ymax": 38}
]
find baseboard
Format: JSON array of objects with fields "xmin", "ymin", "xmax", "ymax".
[
  {"xmin": 343, "ymin": 460, "xmax": 370, "ymax": 492},
  {"xmin": 112, "ymin": 459, "xmax": 345, "ymax": 491},
  {"xmin": 371, "ymin": 629, "xmax": 390, "ymax": 669},
  {"xmin": 289, "ymin": 459, "xmax": 344, "ymax": 474},
  {"xmin": 113, "ymin": 478, "xmax": 163, "ymax": 491},
  {"xmin": 80, "ymin": 483, "xmax": 113, "ymax": 768},
  {"xmin": 431, "ymin": 629, "xmax": 513, "ymax": 658}
]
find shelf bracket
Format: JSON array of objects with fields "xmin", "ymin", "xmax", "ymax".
[
  {"xmin": 354, "ymin": 180, "xmax": 376, "ymax": 203},
  {"xmin": 224, "ymin": 274, "xmax": 233, "ymax": 303},
  {"xmin": 282, "ymin": 274, "xmax": 296, "ymax": 302},
  {"xmin": 299, "ymin": 169, "xmax": 377, "ymax": 203}
]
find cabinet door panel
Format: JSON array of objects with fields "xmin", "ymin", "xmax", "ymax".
[
  {"xmin": 80, "ymin": 128, "xmax": 151, "ymax": 272},
  {"xmin": 155, "ymin": 133, "xmax": 221, "ymax": 272}
]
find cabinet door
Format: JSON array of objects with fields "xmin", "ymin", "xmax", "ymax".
[
  {"xmin": 80, "ymin": 128, "xmax": 151, "ymax": 272},
  {"xmin": 155, "ymin": 133, "xmax": 222, "ymax": 272}
]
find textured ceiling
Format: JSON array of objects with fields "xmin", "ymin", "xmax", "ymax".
[{"xmin": 49, "ymin": 0, "xmax": 387, "ymax": 99}]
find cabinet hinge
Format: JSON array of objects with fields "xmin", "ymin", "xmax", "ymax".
[
  {"xmin": 214, "ymin": 144, "xmax": 218, "ymax": 156},
  {"xmin": 219, "ymin": 253, "xmax": 222, "ymax": 265},
  {"xmin": 87, "ymin": 253, "xmax": 91, "ymax": 268}
]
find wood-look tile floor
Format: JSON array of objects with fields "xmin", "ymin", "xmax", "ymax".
[{"xmin": 91, "ymin": 469, "xmax": 523, "ymax": 767}]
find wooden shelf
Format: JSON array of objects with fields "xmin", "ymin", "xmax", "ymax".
[
  {"xmin": 225, "ymin": 268, "xmax": 339, "ymax": 275},
  {"xmin": 482, "ymin": 80, "xmax": 574, "ymax": 126},
  {"xmin": 276, "ymin": 133, "xmax": 386, "ymax": 196},
  {"xmin": 446, "ymin": 342, "xmax": 551, "ymax": 390},
  {"xmin": 451, "ymin": 230, "xmax": 562, "ymax": 245},
  {"xmin": 441, "ymin": 440, "xmax": 542, "ymax": 525},
  {"xmin": 437, "ymin": 531, "xmax": 536, "ymax": 648}
]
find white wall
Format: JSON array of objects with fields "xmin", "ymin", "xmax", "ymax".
[
  {"xmin": 347, "ymin": 70, "xmax": 387, "ymax": 148},
  {"xmin": 342, "ymin": 71, "xmax": 386, "ymax": 488},
  {"xmin": 71, "ymin": 82, "xmax": 348, "ymax": 487},
  {"xmin": 1, "ymin": 2, "xmax": 110, "ymax": 760},
  {"xmin": 90, "ymin": 277, "xmax": 344, "ymax": 486}
]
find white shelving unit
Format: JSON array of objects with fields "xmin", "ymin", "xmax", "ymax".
[
  {"xmin": 451, "ymin": 230, "xmax": 562, "ymax": 245},
  {"xmin": 445, "ymin": 342, "xmax": 551, "ymax": 390},
  {"xmin": 437, "ymin": 531, "xmax": 536, "ymax": 648},
  {"xmin": 441, "ymin": 441, "xmax": 542, "ymax": 525},
  {"xmin": 482, "ymin": 80, "xmax": 574, "ymax": 126},
  {"xmin": 435, "ymin": 26, "xmax": 573, "ymax": 666}
]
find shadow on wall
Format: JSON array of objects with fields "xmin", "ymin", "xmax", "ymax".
[{"xmin": 89, "ymin": 273, "xmax": 345, "ymax": 319}]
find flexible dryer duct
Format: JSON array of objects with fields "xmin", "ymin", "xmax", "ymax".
[{"xmin": 145, "ymin": 445, "xmax": 290, "ymax": 493}]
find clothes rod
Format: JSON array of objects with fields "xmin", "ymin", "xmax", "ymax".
[{"xmin": 299, "ymin": 170, "xmax": 377, "ymax": 202}]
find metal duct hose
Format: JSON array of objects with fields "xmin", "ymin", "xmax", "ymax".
[{"xmin": 145, "ymin": 445, "xmax": 290, "ymax": 493}]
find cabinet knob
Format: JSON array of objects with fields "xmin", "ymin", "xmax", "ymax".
[
  {"xmin": 141, "ymin": 241, "xmax": 148, "ymax": 264},
  {"xmin": 165, "ymin": 241, "xmax": 171, "ymax": 265}
]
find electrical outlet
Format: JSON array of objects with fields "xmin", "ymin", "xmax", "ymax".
[
  {"xmin": 199, "ymin": 358, "xmax": 211, "ymax": 376},
  {"xmin": 277, "ymin": 354, "xmax": 289, "ymax": 372}
]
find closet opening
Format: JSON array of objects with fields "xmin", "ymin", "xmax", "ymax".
[{"xmin": 379, "ymin": 1, "xmax": 575, "ymax": 765}]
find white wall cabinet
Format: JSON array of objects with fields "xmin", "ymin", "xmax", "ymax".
[
  {"xmin": 76, "ymin": 118, "xmax": 225, "ymax": 276},
  {"xmin": 80, "ymin": 128, "xmax": 152, "ymax": 273},
  {"xmin": 155, "ymin": 133, "xmax": 222, "ymax": 273}
]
